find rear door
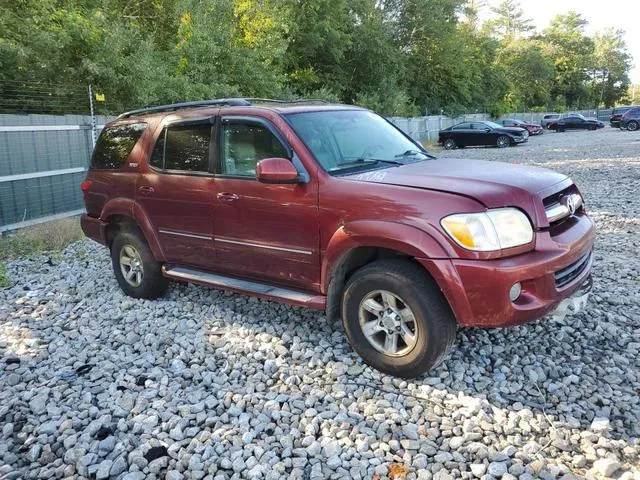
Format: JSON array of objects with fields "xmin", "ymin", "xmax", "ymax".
[
  {"xmin": 136, "ymin": 117, "xmax": 217, "ymax": 269},
  {"xmin": 452, "ymin": 123, "xmax": 474, "ymax": 146}
]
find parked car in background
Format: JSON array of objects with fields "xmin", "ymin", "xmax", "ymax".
[
  {"xmin": 541, "ymin": 113, "xmax": 561, "ymax": 129},
  {"xmin": 548, "ymin": 114, "xmax": 604, "ymax": 132},
  {"xmin": 439, "ymin": 121, "xmax": 529, "ymax": 149},
  {"xmin": 619, "ymin": 106, "xmax": 640, "ymax": 131},
  {"xmin": 610, "ymin": 106, "xmax": 636, "ymax": 128},
  {"xmin": 498, "ymin": 118, "xmax": 544, "ymax": 135},
  {"xmin": 80, "ymin": 98, "xmax": 594, "ymax": 377}
]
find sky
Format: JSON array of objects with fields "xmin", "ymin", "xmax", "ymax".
[{"xmin": 485, "ymin": 0, "xmax": 640, "ymax": 83}]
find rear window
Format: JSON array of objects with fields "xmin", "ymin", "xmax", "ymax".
[
  {"xmin": 150, "ymin": 123, "xmax": 212, "ymax": 173},
  {"xmin": 91, "ymin": 123, "xmax": 147, "ymax": 170}
]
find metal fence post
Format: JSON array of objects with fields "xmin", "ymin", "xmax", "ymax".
[{"xmin": 88, "ymin": 85, "xmax": 96, "ymax": 148}]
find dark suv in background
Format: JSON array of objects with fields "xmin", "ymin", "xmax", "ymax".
[
  {"xmin": 81, "ymin": 98, "xmax": 594, "ymax": 377},
  {"xmin": 619, "ymin": 106, "xmax": 640, "ymax": 131},
  {"xmin": 610, "ymin": 106, "xmax": 637, "ymax": 128}
]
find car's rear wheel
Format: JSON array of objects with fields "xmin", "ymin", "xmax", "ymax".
[
  {"xmin": 628, "ymin": 120, "xmax": 639, "ymax": 131},
  {"xmin": 341, "ymin": 259, "xmax": 457, "ymax": 378},
  {"xmin": 111, "ymin": 229, "xmax": 168, "ymax": 299},
  {"xmin": 443, "ymin": 138, "xmax": 457, "ymax": 150},
  {"xmin": 496, "ymin": 135, "xmax": 510, "ymax": 148}
]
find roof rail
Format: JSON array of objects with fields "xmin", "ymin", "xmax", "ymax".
[
  {"xmin": 245, "ymin": 98, "xmax": 330, "ymax": 105},
  {"xmin": 117, "ymin": 98, "xmax": 252, "ymax": 119},
  {"xmin": 116, "ymin": 97, "xmax": 332, "ymax": 119}
]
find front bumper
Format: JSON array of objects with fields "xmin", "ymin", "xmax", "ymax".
[
  {"xmin": 418, "ymin": 213, "xmax": 595, "ymax": 328},
  {"xmin": 513, "ymin": 136, "xmax": 528, "ymax": 143}
]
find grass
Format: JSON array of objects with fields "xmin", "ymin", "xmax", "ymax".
[{"xmin": 0, "ymin": 217, "xmax": 84, "ymax": 287}]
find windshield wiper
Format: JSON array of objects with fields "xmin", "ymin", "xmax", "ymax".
[
  {"xmin": 337, "ymin": 158, "xmax": 404, "ymax": 167},
  {"xmin": 394, "ymin": 149, "xmax": 433, "ymax": 159}
]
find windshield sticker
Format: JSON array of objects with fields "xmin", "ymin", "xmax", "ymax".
[{"xmin": 352, "ymin": 171, "xmax": 389, "ymax": 182}]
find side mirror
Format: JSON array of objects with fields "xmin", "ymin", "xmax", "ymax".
[{"xmin": 256, "ymin": 158, "xmax": 300, "ymax": 184}]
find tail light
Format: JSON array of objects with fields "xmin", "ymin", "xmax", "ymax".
[{"xmin": 80, "ymin": 180, "xmax": 93, "ymax": 193}]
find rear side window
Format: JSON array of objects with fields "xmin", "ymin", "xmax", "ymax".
[
  {"xmin": 91, "ymin": 123, "xmax": 147, "ymax": 169},
  {"xmin": 150, "ymin": 124, "xmax": 212, "ymax": 172}
]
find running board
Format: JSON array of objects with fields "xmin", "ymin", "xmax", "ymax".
[{"xmin": 162, "ymin": 265, "xmax": 326, "ymax": 310}]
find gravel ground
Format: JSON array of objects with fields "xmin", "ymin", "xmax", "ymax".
[{"xmin": 1, "ymin": 127, "xmax": 639, "ymax": 480}]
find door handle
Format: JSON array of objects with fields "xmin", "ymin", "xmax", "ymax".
[
  {"xmin": 138, "ymin": 185, "xmax": 154, "ymax": 195},
  {"xmin": 217, "ymin": 192, "xmax": 240, "ymax": 202}
]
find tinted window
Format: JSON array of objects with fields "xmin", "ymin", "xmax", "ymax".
[
  {"xmin": 164, "ymin": 124, "xmax": 211, "ymax": 172},
  {"xmin": 221, "ymin": 122, "xmax": 288, "ymax": 176},
  {"xmin": 91, "ymin": 123, "xmax": 146, "ymax": 169},
  {"xmin": 149, "ymin": 130, "xmax": 165, "ymax": 169},
  {"xmin": 453, "ymin": 123, "xmax": 471, "ymax": 130}
]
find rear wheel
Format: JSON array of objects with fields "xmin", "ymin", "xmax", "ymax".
[
  {"xmin": 496, "ymin": 135, "xmax": 510, "ymax": 148},
  {"xmin": 341, "ymin": 259, "xmax": 457, "ymax": 378},
  {"xmin": 443, "ymin": 138, "xmax": 457, "ymax": 150},
  {"xmin": 111, "ymin": 229, "xmax": 168, "ymax": 299},
  {"xmin": 628, "ymin": 120, "xmax": 639, "ymax": 131}
]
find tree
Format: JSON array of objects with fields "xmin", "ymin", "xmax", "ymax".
[
  {"xmin": 542, "ymin": 12, "xmax": 594, "ymax": 109},
  {"xmin": 487, "ymin": 0, "xmax": 533, "ymax": 39},
  {"xmin": 590, "ymin": 29, "xmax": 632, "ymax": 107}
]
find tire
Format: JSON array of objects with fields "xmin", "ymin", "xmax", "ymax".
[
  {"xmin": 341, "ymin": 259, "xmax": 457, "ymax": 378},
  {"xmin": 443, "ymin": 138, "xmax": 457, "ymax": 150},
  {"xmin": 588, "ymin": 124, "xmax": 596, "ymax": 131},
  {"xmin": 111, "ymin": 229, "xmax": 168, "ymax": 299},
  {"xmin": 628, "ymin": 121, "xmax": 639, "ymax": 132},
  {"xmin": 496, "ymin": 135, "xmax": 510, "ymax": 148},
  {"xmin": 557, "ymin": 127, "xmax": 565, "ymax": 132}
]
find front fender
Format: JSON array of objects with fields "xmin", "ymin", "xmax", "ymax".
[{"xmin": 321, "ymin": 220, "xmax": 454, "ymax": 292}]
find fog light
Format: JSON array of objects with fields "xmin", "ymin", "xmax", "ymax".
[{"xmin": 509, "ymin": 282, "xmax": 522, "ymax": 302}]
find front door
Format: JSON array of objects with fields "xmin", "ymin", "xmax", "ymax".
[
  {"xmin": 211, "ymin": 116, "xmax": 320, "ymax": 291},
  {"xmin": 136, "ymin": 119, "xmax": 217, "ymax": 269}
]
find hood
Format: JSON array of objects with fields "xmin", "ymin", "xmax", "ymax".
[{"xmin": 348, "ymin": 159, "xmax": 571, "ymax": 226}]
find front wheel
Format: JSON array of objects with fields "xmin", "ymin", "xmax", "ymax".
[
  {"xmin": 496, "ymin": 135, "xmax": 510, "ymax": 148},
  {"xmin": 341, "ymin": 260, "xmax": 457, "ymax": 378},
  {"xmin": 111, "ymin": 229, "xmax": 168, "ymax": 299},
  {"xmin": 628, "ymin": 121, "xmax": 639, "ymax": 131},
  {"xmin": 443, "ymin": 138, "xmax": 457, "ymax": 150}
]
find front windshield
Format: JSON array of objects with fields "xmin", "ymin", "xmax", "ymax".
[
  {"xmin": 484, "ymin": 121, "xmax": 504, "ymax": 129},
  {"xmin": 286, "ymin": 110, "xmax": 431, "ymax": 174}
]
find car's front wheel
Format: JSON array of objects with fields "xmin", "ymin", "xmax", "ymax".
[
  {"xmin": 443, "ymin": 138, "xmax": 457, "ymax": 150},
  {"xmin": 496, "ymin": 135, "xmax": 510, "ymax": 148},
  {"xmin": 628, "ymin": 120, "xmax": 639, "ymax": 131},
  {"xmin": 111, "ymin": 229, "xmax": 168, "ymax": 299},
  {"xmin": 341, "ymin": 260, "xmax": 457, "ymax": 378}
]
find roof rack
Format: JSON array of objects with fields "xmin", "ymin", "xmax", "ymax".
[
  {"xmin": 117, "ymin": 97, "xmax": 331, "ymax": 119},
  {"xmin": 117, "ymin": 98, "xmax": 251, "ymax": 119},
  {"xmin": 245, "ymin": 98, "xmax": 330, "ymax": 105}
]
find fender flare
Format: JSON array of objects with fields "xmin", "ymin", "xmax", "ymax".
[
  {"xmin": 321, "ymin": 220, "xmax": 455, "ymax": 293},
  {"xmin": 100, "ymin": 199, "xmax": 165, "ymax": 261}
]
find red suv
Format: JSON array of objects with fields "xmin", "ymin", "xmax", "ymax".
[{"xmin": 81, "ymin": 98, "xmax": 595, "ymax": 377}]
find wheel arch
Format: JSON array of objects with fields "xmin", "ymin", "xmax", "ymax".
[
  {"xmin": 323, "ymin": 221, "xmax": 453, "ymax": 321},
  {"xmin": 100, "ymin": 199, "xmax": 165, "ymax": 260}
]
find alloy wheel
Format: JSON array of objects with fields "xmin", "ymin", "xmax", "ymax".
[
  {"xmin": 358, "ymin": 289, "xmax": 418, "ymax": 357},
  {"xmin": 119, "ymin": 244, "xmax": 144, "ymax": 287}
]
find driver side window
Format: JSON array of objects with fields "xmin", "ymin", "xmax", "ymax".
[{"xmin": 220, "ymin": 122, "xmax": 288, "ymax": 177}]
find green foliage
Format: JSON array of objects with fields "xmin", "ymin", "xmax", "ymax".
[
  {"xmin": 0, "ymin": 0, "xmax": 633, "ymax": 115},
  {"xmin": 0, "ymin": 262, "xmax": 10, "ymax": 288}
]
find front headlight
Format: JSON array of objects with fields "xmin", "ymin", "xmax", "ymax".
[{"xmin": 441, "ymin": 208, "xmax": 533, "ymax": 251}]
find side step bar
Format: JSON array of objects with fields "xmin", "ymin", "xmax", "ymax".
[{"xmin": 162, "ymin": 265, "xmax": 326, "ymax": 310}]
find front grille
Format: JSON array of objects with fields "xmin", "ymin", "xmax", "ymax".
[
  {"xmin": 544, "ymin": 185, "xmax": 582, "ymax": 226},
  {"xmin": 555, "ymin": 253, "xmax": 591, "ymax": 288}
]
